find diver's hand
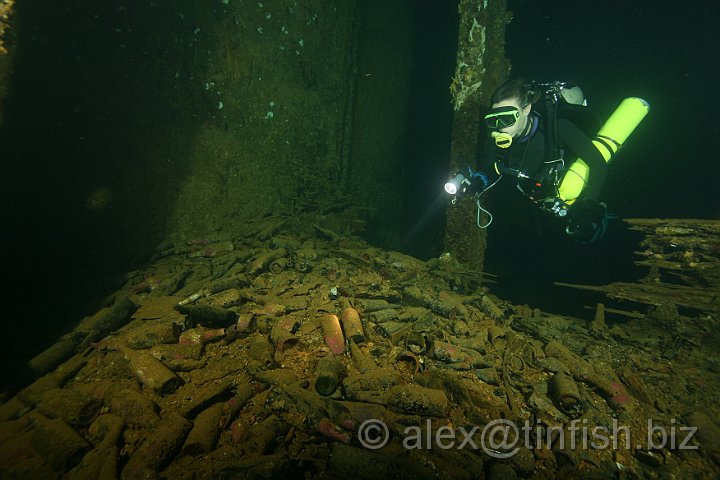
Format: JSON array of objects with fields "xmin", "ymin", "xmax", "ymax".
[
  {"xmin": 565, "ymin": 199, "xmax": 608, "ymax": 244},
  {"xmin": 465, "ymin": 167, "xmax": 489, "ymax": 194}
]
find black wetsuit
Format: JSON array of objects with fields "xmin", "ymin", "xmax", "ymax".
[{"xmin": 479, "ymin": 111, "xmax": 607, "ymax": 202}]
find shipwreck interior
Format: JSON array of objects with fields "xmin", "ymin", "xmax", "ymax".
[
  {"xmin": 2, "ymin": 0, "xmax": 460, "ymax": 369},
  {"xmin": 0, "ymin": 0, "xmax": 719, "ymax": 478}
]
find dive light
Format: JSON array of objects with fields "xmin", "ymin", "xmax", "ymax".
[{"xmin": 444, "ymin": 173, "xmax": 469, "ymax": 195}]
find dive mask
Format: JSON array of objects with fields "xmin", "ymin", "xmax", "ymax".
[{"xmin": 484, "ymin": 105, "xmax": 520, "ymax": 129}]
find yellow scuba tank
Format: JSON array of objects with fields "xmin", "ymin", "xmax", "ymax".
[{"xmin": 557, "ymin": 97, "xmax": 650, "ymax": 203}]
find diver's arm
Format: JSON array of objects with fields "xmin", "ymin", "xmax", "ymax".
[{"xmin": 558, "ymin": 119, "xmax": 607, "ymax": 201}]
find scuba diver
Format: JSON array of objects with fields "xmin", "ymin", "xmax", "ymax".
[{"xmin": 445, "ymin": 78, "xmax": 649, "ymax": 244}]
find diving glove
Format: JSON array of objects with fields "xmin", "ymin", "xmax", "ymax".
[
  {"xmin": 565, "ymin": 199, "xmax": 608, "ymax": 244},
  {"xmin": 467, "ymin": 167, "xmax": 490, "ymax": 195}
]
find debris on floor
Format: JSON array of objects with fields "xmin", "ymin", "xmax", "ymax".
[{"xmin": 1, "ymin": 215, "xmax": 718, "ymax": 479}]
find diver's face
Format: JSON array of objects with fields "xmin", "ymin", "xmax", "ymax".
[{"xmin": 490, "ymin": 98, "xmax": 532, "ymax": 138}]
